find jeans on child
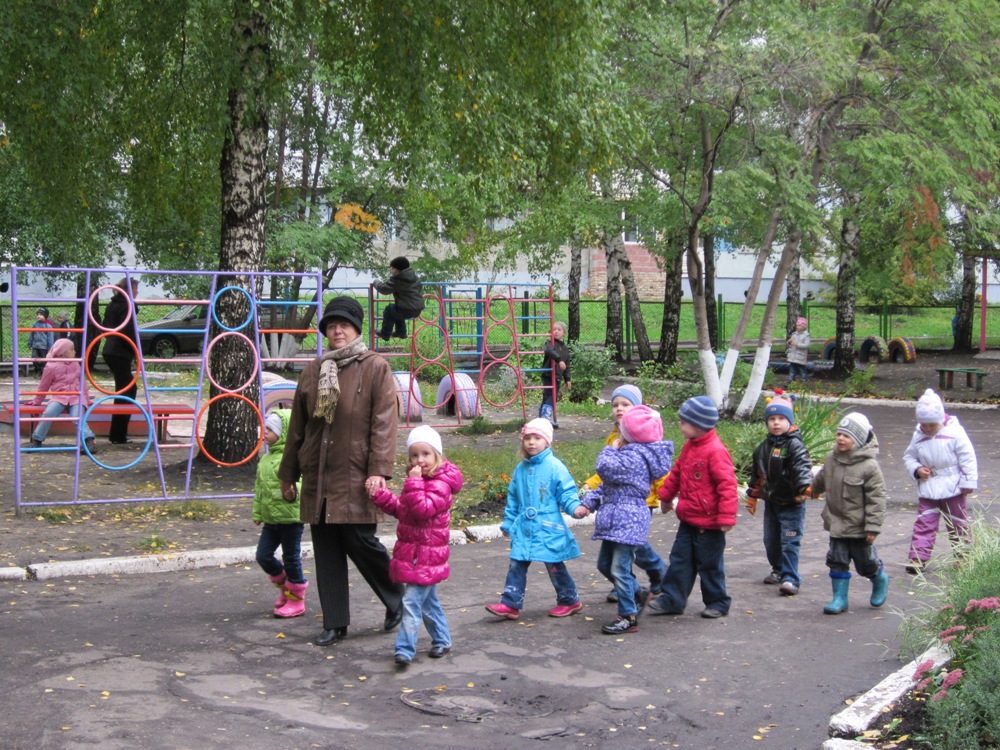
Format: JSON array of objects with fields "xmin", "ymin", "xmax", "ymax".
[
  {"xmin": 31, "ymin": 402, "xmax": 96, "ymax": 443},
  {"xmin": 500, "ymin": 559, "xmax": 578, "ymax": 609},
  {"xmin": 654, "ymin": 520, "xmax": 731, "ymax": 614},
  {"xmin": 395, "ymin": 583, "xmax": 451, "ymax": 660},
  {"xmin": 255, "ymin": 522, "xmax": 305, "ymax": 583},
  {"xmin": 597, "ymin": 541, "xmax": 640, "ymax": 616},
  {"xmin": 763, "ymin": 501, "xmax": 805, "ymax": 586},
  {"xmin": 788, "ymin": 362, "xmax": 808, "ymax": 383}
]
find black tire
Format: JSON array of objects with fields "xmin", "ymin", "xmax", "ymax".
[{"xmin": 152, "ymin": 335, "xmax": 179, "ymax": 359}]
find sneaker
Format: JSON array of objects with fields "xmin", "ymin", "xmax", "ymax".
[
  {"xmin": 647, "ymin": 598, "xmax": 683, "ymax": 616},
  {"xmin": 606, "ymin": 589, "xmax": 619, "ymax": 603},
  {"xmin": 601, "ymin": 615, "xmax": 638, "ymax": 635},
  {"xmin": 700, "ymin": 608, "xmax": 727, "ymax": 619},
  {"xmin": 905, "ymin": 560, "xmax": 924, "ymax": 575},
  {"xmin": 428, "ymin": 645, "xmax": 451, "ymax": 659},
  {"xmin": 779, "ymin": 581, "xmax": 799, "ymax": 596},
  {"xmin": 548, "ymin": 601, "xmax": 582, "ymax": 618},
  {"xmin": 394, "ymin": 654, "xmax": 411, "ymax": 666},
  {"xmin": 27, "ymin": 439, "xmax": 43, "ymax": 449},
  {"xmin": 485, "ymin": 602, "xmax": 520, "ymax": 620},
  {"xmin": 762, "ymin": 571, "xmax": 782, "ymax": 585},
  {"xmin": 83, "ymin": 437, "xmax": 97, "ymax": 453}
]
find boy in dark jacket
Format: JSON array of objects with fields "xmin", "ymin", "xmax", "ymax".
[
  {"xmin": 374, "ymin": 256, "xmax": 425, "ymax": 341},
  {"xmin": 539, "ymin": 320, "xmax": 571, "ymax": 427},
  {"xmin": 747, "ymin": 391, "xmax": 813, "ymax": 596}
]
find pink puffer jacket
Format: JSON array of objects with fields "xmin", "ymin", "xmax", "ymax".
[{"xmin": 372, "ymin": 460, "xmax": 463, "ymax": 586}]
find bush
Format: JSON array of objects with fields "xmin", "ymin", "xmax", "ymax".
[{"xmin": 567, "ymin": 343, "xmax": 617, "ymax": 403}]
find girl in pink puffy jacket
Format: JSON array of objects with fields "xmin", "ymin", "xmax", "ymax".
[
  {"xmin": 369, "ymin": 425, "xmax": 463, "ymax": 667},
  {"xmin": 27, "ymin": 338, "xmax": 96, "ymax": 452}
]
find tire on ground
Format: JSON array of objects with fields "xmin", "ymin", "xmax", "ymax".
[
  {"xmin": 887, "ymin": 337, "xmax": 917, "ymax": 364},
  {"xmin": 393, "ymin": 372, "xmax": 423, "ymax": 422},
  {"xmin": 859, "ymin": 336, "xmax": 889, "ymax": 363},
  {"xmin": 436, "ymin": 373, "xmax": 480, "ymax": 419}
]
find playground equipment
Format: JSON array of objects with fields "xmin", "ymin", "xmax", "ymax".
[
  {"xmin": 822, "ymin": 335, "xmax": 917, "ymax": 364},
  {"xmin": 859, "ymin": 336, "xmax": 888, "ymax": 363},
  {"xmin": 7, "ymin": 268, "xmax": 558, "ymax": 512},
  {"xmin": 887, "ymin": 336, "xmax": 917, "ymax": 363}
]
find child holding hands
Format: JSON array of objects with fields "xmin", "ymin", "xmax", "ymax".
[
  {"xmin": 903, "ymin": 389, "xmax": 978, "ymax": 573},
  {"xmin": 253, "ymin": 410, "xmax": 308, "ymax": 618},
  {"xmin": 370, "ymin": 426, "xmax": 463, "ymax": 666},
  {"xmin": 581, "ymin": 385, "xmax": 668, "ymax": 603},
  {"xmin": 811, "ymin": 412, "xmax": 890, "ymax": 614},
  {"xmin": 747, "ymin": 391, "xmax": 813, "ymax": 595},
  {"xmin": 486, "ymin": 418, "xmax": 588, "ymax": 620},
  {"xmin": 648, "ymin": 396, "xmax": 737, "ymax": 620},
  {"xmin": 579, "ymin": 404, "xmax": 673, "ymax": 634}
]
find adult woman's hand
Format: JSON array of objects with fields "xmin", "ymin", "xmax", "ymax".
[{"xmin": 365, "ymin": 475, "xmax": 386, "ymax": 493}]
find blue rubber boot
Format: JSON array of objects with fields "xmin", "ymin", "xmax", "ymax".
[
  {"xmin": 823, "ymin": 573, "xmax": 851, "ymax": 615},
  {"xmin": 869, "ymin": 567, "xmax": 889, "ymax": 608}
]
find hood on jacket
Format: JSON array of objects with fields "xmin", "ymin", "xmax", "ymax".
[
  {"xmin": 48, "ymin": 338, "xmax": 76, "ymax": 359},
  {"xmin": 267, "ymin": 409, "xmax": 292, "ymax": 453},
  {"xmin": 431, "ymin": 460, "xmax": 464, "ymax": 495},
  {"xmin": 622, "ymin": 440, "xmax": 674, "ymax": 481}
]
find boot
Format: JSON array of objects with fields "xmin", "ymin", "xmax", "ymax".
[
  {"xmin": 268, "ymin": 572, "xmax": 287, "ymax": 610},
  {"xmin": 274, "ymin": 581, "xmax": 307, "ymax": 618},
  {"xmin": 869, "ymin": 567, "xmax": 889, "ymax": 608},
  {"xmin": 823, "ymin": 573, "xmax": 850, "ymax": 615}
]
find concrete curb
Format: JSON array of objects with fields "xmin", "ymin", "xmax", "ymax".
[
  {"xmin": 0, "ymin": 567, "xmax": 28, "ymax": 581},
  {"xmin": 821, "ymin": 645, "xmax": 950, "ymax": 748}
]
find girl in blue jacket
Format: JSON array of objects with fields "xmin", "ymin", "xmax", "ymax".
[{"xmin": 485, "ymin": 419, "xmax": 589, "ymax": 620}]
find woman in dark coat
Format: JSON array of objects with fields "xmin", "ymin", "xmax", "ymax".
[{"xmin": 101, "ymin": 278, "xmax": 140, "ymax": 444}]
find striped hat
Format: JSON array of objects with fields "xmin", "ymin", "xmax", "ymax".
[
  {"xmin": 611, "ymin": 384, "xmax": 643, "ymax": 406},
  {"xmin": 678, "ymin": 396, "xmax": 719, "ymax": 431}
]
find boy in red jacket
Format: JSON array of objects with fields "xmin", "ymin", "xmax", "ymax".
[{"xmin": 648, "ymin": 396, "xmax": 737, "ymax": 619}]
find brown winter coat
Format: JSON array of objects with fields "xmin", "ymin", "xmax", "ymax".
[
  {"xmin": 278, "ymin": 350, "xmax": 398, "ymax": 525},
  {"xmin": 812, "ymin": 434, "xmax": 887, "ymax": 538}
]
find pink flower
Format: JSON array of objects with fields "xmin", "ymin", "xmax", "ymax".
[
  {"xmin": 964, "ymin": 597, "xmax": 1000, "ymax": 613},
  {"xmin": 931, "ymin": 688, "xmax": 949, "ymax": 702},
  {"xmin": 939, "ymin": 625, "xmax": 967, "ymax": 639},
  {"xmin": 912, "ymin": 659, "xmax": 935, "ymax": 681},
  {"xmin": 916, "ymin": 677, "xmax": 933, "ymax": 691},
  {"xmin": 941, "ymin": 669, "xmax": 964, "ymax": 688}
]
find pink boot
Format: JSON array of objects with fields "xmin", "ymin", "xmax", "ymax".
[
  {"xmin": 268, "ymin": 572, "xmax": 287, "ymax": 610},
  {"xmin": 274, "ymin": 581, "xmax": 308, "ymax": 618}
]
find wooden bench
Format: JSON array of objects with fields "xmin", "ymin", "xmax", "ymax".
[
  {"xmin": 4, "ymin": 402, "xmax": 196, "ymax": 442},
  {"xmin": 936, "ymin": 367, "xmax": 988, "ymax": 392}
]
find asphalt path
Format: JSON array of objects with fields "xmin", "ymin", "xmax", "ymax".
[{"xmin": 2, "ymin": 402, "xmax": 996, "ymax": 750}]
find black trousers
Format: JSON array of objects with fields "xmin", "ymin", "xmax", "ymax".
[
  {"xmin": 310, "ymin": 523, "xmax": 403, "ymax": 630},
  {"xmin": 103, "ymin": 353, "xmax": 137, "ymax": 443}
]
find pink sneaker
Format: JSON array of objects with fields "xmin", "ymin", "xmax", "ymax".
[
  {"xmin": 485, "ymin": 602, "xmax": 520, "ymax": 620},
  {"xmin": 548, "ymin": 601, "xmax": 583, "ymax": 618}
]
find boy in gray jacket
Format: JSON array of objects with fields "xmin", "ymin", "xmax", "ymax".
[{"xmin": 811, "ymin": 412, "xmax": 890, "ymax": 615}]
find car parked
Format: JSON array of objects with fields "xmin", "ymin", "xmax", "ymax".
[{"xmin": 139, "ymin": 304, "xmax": 209, "ymax": 358}]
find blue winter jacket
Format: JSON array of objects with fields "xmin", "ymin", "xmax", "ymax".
[
  {"xmin": 501, "ymin": 447, "xmax": 582, "ymax": 563},
  {"xmin": 581, "ymin": 441, "xmax": 674, "ymax": 546}
]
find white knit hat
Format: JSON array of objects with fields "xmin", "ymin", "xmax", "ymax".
[
  {"xmin": 264, "ymin": 412, "xmax": 283, "ymax": 437},
  {"xmin": 915, "ymin": 389, "xmax": 945, "ymax": 424},
  {"xmin": 836, "ymin": 412, "xmax": 872, "ymax": 447},
  {"xmin": 407, "ymin": 425, "xmax": 443, "ymax": 455}
]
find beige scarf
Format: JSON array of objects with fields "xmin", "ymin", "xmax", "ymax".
[{"xmin": 313, "ymin": 336, "xmax": 368, "ymax": 424}]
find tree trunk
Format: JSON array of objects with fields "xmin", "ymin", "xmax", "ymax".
[
  {"xmin": 567, "ymin": 237, "xmax": 582, "ymax": 342},
  {"xmin": 956, "ymin": 250, "xmax": 977, "ymax": 352},
  {"xmin": 785, "ymin": 250, "xmax": 801, "ymax": 335},
  {"xmin": 657, "ymin": 242, "xmax": 684, "ymax": 365},
  {"xmin": 704, "ymin": 234, "xmax": 718, "ymax": 352},
  {"xmin": 612, "ymin": 236, "xmax": 653, "ymax": 361},
  {"xmin": 204, "ymin": 0, "xmax": 271, "ymax": 465},
  {"xmin": 603, "ymin": 231, "xmax": 624, "ymax": 359},
  {"xmin": 834, "ymin": 200, "xmax": 860, "ymax": 376}
]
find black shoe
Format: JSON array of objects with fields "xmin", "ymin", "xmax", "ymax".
[
  {"xmin": 109, "ymin": 438, "xmax": 131, "ymax": 445},
  {"xmin": 394, "ymin": 654, "xmax": 411, "ymax": 667},
  {"xmin": 647, "ymin": 597, "xmax": 683, "ymax": 616},
  {"xmin": 428, "ymin": 646, "xmax": 451, "ymax": 659},
  {"xmin": 606, "ymin": 589, "xmax": 619, "ymax": 603},
  {"xmin": 27, "ymin": 439, "xmax": 43, "ymax": 449},
  {"xmin": 392, "ymin": 332, "xmax": 408, "ymax": 339},
  {"xmin": 601, "ymin": 615, "xmax": 638, "ymax": 635},
  {"xmin": 83, "ymin": 437, "xmax": 97, "ymax": 453},
  {"xmin": 384, "ymin": 606, "xmax": 403, "ymax": 631},
  {"xmin": 700, "ymin": 608, "xmax": 727, "ymax": 619},
  {"xmin": 314, "ymin": 627, "xmax": 347, "ymax": 646},
  {"xmin": 634, "ymin": 587, "xmax": 651, "ymax": 618}
]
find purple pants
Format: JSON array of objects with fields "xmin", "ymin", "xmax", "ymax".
[{"xmin": 908, "ymin": 494, "xmax": 969, "ymax": 563}]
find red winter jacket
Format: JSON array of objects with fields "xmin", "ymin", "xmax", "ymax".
[
  {"xmin": 371, "ymin": 460, "xmax": 463, "ymax": 586},
  {"xmin": 658, "ymin": 429, "xmax": 738, "ymax": 530}
]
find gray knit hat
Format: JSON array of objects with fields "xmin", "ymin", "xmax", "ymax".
[
  {"xmin": 678, "ymin": 396, "xmax": 719, "ymax": 431},
  {"xmin": 836, "ymin": 412, "xmax": 872, "ymax": 447}
]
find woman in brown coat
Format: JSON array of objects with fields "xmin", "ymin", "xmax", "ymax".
[{"xmin": 278, "ymin": 297, "xmax": 403, "ymax": 646}]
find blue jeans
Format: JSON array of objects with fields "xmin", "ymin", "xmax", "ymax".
[
  {"xmin": 597, "ymin": 542, "xmax": 639, "ymax": 616},
  {"xmin": 653, "ymin": 521, "xmax": 731, "ymax": 615},
  {"xmin": 763, "ymin": 502, "xmax": 805, "ymax": 587},
  {"xmin": 395, "ymin": 584, "xmax": 451, "ymax": 660},
  {"xmin": 255, "ymin": 523, "xmax": 305, "ymax": 583},
  {"xmin": 500, "ymin": 559, "xmax": 578, "ymax": 609},
  {"xmin": 31, "ymin": 402, "xmax": 95, "ymax": 443},
  {"xmin": 788, "ymin": 362, "xmax": 808, "ymax": 383}
]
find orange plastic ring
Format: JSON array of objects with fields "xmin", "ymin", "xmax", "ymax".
[
  {"xmin": 84, "ymin": 332, "xmax": 140, "ymax": 395},
  {"xmin": 195, "ymin": 393, "xmax": 263, "ymax": 467}
]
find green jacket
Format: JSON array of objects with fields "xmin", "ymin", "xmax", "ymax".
[
  {"xmin": 813, "ymin": 433, "xmax": 887, "ymax": 539},
  {"xmin": 253, "ymin": 410, "xmax": 301, "ymax": 525}
]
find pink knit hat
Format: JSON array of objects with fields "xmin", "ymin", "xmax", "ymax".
[
  {"xmin": 796, "ymin": 317, "xmax": 808, "ymax": 327},
  {"xmin": 522, "ymin": 418, "xmax": 553, "ymax": 446},
  {"xmin": 618, "ymin": 404, "xmax": 664, "ymax": 444}
]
